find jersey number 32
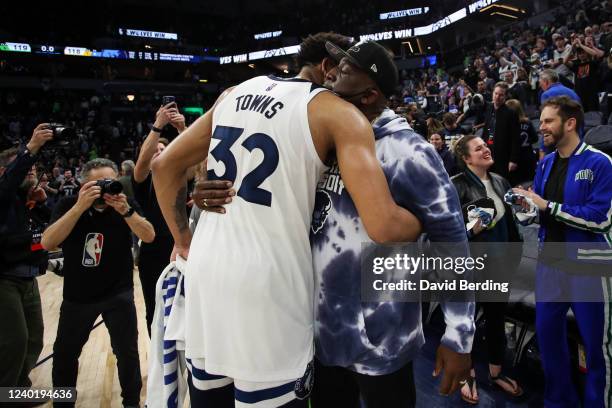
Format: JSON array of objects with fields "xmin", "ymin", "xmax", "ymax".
[{"xmin": 207, "ymin": 125, "xmax": 279, "ymax": 207}]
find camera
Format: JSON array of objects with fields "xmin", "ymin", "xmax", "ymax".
[
  {"xmin": 95, "ymin": 179, "xmax": 123, "ymax": 195},
  {"xmin": 45, "ymin": 123, "xmax": 76, "ymax": 146}
]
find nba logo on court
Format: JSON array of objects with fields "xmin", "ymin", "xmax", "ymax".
[{"xmin": 82, "ymin": 233, "xmax": 104, "ymax": 267}]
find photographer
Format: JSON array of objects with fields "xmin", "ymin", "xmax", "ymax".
[
  {"xmin": 41, "ymin": 158, "xmax": 154, "ymax": 408},
  {"xmin": 0, "ymin": 123, "xmax": 52, "ymax": 389},
  {"xmin": 133, "ymin": 102, "xmax": 186, "ymax": 334}
]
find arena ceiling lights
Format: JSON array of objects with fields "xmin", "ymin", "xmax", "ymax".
[{"xmin": 219, "ymin": 0, "xmax": 503, "ymax": 65}]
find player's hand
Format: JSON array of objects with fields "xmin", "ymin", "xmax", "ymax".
[
  {"xmin": 75, "ymin": 181, "xmax": 101, "ymax": 213},
  {"xmin": 104, "ymin": 193, "xmax": 130, "ymax": 215},
  {"xmin": 171, "ymin": 243, "xmax": 189, "ymax": 261},
  {"xmin": 26, "ymin": 123, "xmax": 54, "ymax": 154},
  {"xmin": 508, "ymin": 161, "xmax": 518, "ymax": 172},
  {"xmin": 433, "ymin": 344, "xmax": 471, "ymax": 396},
  {"xmin": 192, "ymin": 180, "xmax": 235, "ymax": 214}
]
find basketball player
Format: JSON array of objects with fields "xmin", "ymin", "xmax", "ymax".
[{"xmin": 152, "ymin": 32, "xmax": 422, "ymax": 407}]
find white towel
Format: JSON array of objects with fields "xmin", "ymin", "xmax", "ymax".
[{"xmin": 145, "ymin": 258, "xmax": 188, "ymax": 408}]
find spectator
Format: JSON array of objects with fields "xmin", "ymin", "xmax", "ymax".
[
  {"xmin": 482, "ymin": 82, "xmax": 521, "ymax": 184},
  {"xmin": 566, "ymin": 38, "xmax": 605, "ymax": 111},
  {"xmin": 514, "ymin": 96, "xmax": 612, "ymax": 408},
  {"xmin": 42, "ymin": 158, "xmax": 155, "ymax": 408},
  {"xmin": 0, "ymin": 125, "xmax": 52, "ymax": 390},
  {"xmin": 539, "ymin": 69, "xmax": 581, "ymax": 104},
  {"xmin": 505, "ymin": 99, "xmax": 539, "ymax": 184},
  {"xmin": 132, "ymin": 103, "xmax": 186, "ymax": 334},
  {"xmin": 451, "ymin": 134, "xmax": 523, "ymax": 404},
  {"xmin": 552, "ymin": 36, "xmax": 574, "ymax": 83},
  {"xmin": 477, "ymin": 80, "xmax": 492, "ymax": 102},
  {"xmin": 118, "ymin": 159, "xmax": 135, "ymax": 199},
  {"xmin": 440, "ymin": 112, "xmax": 468, "ymax": 137},
  {"xmin": 58, "ymin": 169, "xmax": 80, "ymax": 198},
  {"xmin": 429, "ymin": 133, "xmax": 458, "ymax": 176}
]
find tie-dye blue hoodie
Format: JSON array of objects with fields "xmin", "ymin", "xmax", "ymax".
[{"xmin": 310, "ymin": 108, "xmax": 475, "ymax": 375}]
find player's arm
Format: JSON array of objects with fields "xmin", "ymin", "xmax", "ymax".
[
  {"xmin": 313, "ymin": 93, "xmax": 421, "ymax": 243},
  {"xmin": 152, "ymin": 87, "xmax": 234, "ymax": 257}
]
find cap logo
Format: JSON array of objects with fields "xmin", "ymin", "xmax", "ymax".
[{"xmin": 370, "ymin": 64, "xmax": 378, "ymax": 73}]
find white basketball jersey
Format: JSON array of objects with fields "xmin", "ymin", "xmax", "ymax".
[{"xmin": 186, "ymin": 75, "xmax": 329, "ymax": 381}]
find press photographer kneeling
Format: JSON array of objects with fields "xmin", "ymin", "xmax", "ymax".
[{"xmin": 42, "ymin": 158, "xmax": 155, "ymax": 408}]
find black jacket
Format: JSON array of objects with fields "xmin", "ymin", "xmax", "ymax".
[
  {"xmin": 436, "ymin": 145, "xmax": 458, "ymax": 177},
  {"xmin": 450, "ymin": 168, "xmax": 521, "ymax": 244},
  {"xmin": 0, "ymin": 147, "xmax": 48, "ymax": 277},
  {"xmin": 483, "ymin": 103, "xmax": 521, "ymax": 180}
]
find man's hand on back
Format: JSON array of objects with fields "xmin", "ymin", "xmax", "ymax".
[{"xmin": 192, "ymin": 180, "xmax": 235, "ymax": 214}]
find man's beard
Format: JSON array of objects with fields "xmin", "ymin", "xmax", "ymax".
[
  {"xmin": 20, "ymin": 178, "xmax": 36, "ymax": 193},
  {"xmin": 543, "ymin": 127, "xmax": 564, "ymax": 147}
]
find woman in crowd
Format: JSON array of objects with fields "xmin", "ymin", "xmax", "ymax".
[
  {"xmin": 505, "ymin": 99, "xmax": 538, "ymax": 185},
  {"xmin": 451, "ymin": 134, "xmax": 523, "ymax": 404},
  {"xmin": 428, "ymin": 132, "xmax": 458, "ymax": 176}
]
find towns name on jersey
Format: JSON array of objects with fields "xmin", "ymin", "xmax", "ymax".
[
  {"xmin": 318, "ymin": 163, "xmax": 345, "ymax": 195},
  {"xmin": 235, "ymin": 94, "xmax": 285, "ymax": 119}
]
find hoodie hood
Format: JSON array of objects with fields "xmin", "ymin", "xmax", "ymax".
[{"xmin": 372, "ymin": 108, "xmax": 412, "ymax": 141}]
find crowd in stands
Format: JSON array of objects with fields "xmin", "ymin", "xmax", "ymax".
[
  {"xmin": 0, "ymin": 90, "xmax": 206, "ymax": 212},
  {"xmin": 389, "ymin": 0, "xmax": 612, "ymax": 185},
  {"xmin": 2, "ymin": 0, "xmax": 611, "ymax": 211}
]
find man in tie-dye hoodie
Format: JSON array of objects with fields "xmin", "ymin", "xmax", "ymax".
[{"xmin": 308, "ymin": 41, "xmax": 475, "ymax": 407}]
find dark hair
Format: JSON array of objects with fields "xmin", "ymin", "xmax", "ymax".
[
  {"xmin": 0, "ymin": 147, "xmax": 19, "ymax": 168},
  {"xmin": 541, "ymin": 96, "xmax": 584, "ymax": 130},
  {"xmin": 452, "ymin": 134, "xmax": 482, "ymax": 165},
  {"xmin": 295, "ymin": 32, "xmax": 353, "ymax": 69}
]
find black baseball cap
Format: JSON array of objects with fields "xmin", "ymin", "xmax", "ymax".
[{"xmin": 325, "ymin": 40, "xmax": 399, "ymax": 98}]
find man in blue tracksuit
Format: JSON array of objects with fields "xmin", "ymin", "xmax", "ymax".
[{"xmin": 515, "ymin": 96, "xmax": 612, "ymax": 408}]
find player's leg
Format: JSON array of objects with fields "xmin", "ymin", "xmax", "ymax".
[
  {"xmin": 186, "ymin": 358, "xmax": 234, "ymax": 407},
  {"xmin": 234, "ymin": 362, "xmax": 314, "ymax": 408}
]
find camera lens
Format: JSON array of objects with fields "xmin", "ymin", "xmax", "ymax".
[{"xmin": 106, "ymin": 180, "xmax": 123, "ymax": 195}]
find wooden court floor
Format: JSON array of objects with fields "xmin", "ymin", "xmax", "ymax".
[{"xmin": 30, "ymin": 269, "xmax": 152, "ymax": 407}]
